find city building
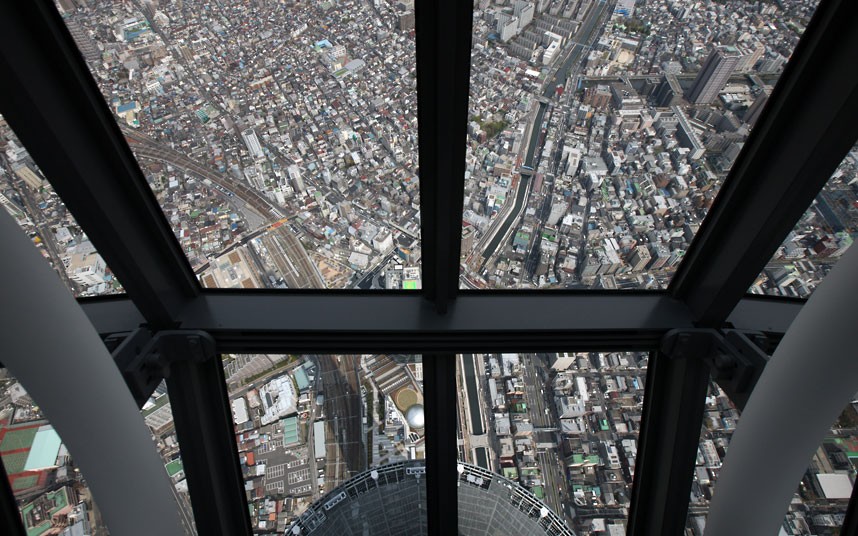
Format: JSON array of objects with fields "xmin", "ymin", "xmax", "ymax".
[
  {"xmin": 612, "ymin": 0, "xmax": 635, "ymax": 19},
  {"xmin": 241, "ymin": 129, "xmax": 265, "ymax": 161},
  {"xmin": 686, "ymin": 47, "xmax": 741, "ymax": 105}
]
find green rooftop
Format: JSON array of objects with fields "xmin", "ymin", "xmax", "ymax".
[
  {"xmin": 142, "ymin": 395, "xmax": 170, "ymax": 418},
  {"xmin": 294, "ymin": 367, "xmax": 310, "ymax": 391},
  {"xmin": 21, "ymin": 488, "xmax": 70, "ymax": 536},
  {"xmin": 11, "ymin": 475, "xmax": 38, "ymax": 491},
  {"xmin": 570, "ymin": 453, "xmax": 600, "ymax": 465},
  {"xmin": 165, "ymin": 459, "xmax": 184, "ymax": 477},
  {"xmin": 283, "ymin": 416, "xmax": 300, "ymax": 446},
  {"xmin": 0, "ymin": 425, "xmax": 39, "ymax": 453},
  {"xmin": 2, "ymin": 451, "xmax": 29, "ymax": 475}
]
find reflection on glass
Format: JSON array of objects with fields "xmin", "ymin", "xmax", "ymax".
[
  {"xmin": 222, "ymin": 354, "xmax": 425, "ymax": 532},
  {"xmin": 687, "ymin": 379, "xmax": 857, "ymax": 535},
  {"xmin": 54, "ymin": 0, "xmax": 421, "ymax": 290},
  {"xmin": 462, "ymin": 0, "xmax": 819, "ymax": 289},
  {"xmin": 458, "ymin": 352, "xmax": 647, "ymax": 534},
  {"xmin": 0, "ymin": 116, "xmax": 123, "ymax": 297},
  {"xmin": 0, "ymin": 368, "xmax": 109, "ymax": 534},
  {"xmin": 750, "ymin": 145, "xmax": 858, "ymax": 298}
]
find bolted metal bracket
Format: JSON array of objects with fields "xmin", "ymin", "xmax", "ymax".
[
  {"xmin": 106, "ymin": 328, "xmax": 217, "ymax": 408},
  {"xmin": 661, "ymin": 328, "xmax": 770, "ymax": 412}
]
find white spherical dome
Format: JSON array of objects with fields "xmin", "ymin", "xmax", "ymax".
[{"xmin": 405, "ymin": 403, "xmax": 425, "ymax": 429}]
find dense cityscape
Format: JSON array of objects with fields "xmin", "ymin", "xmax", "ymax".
[
  {"xmin": 461, "ymin": 0, "xmax": 856, "ymax": 292},
  {"xmin": 6, "ymin": 350, "xmax": 856, "ymax": 535},
  {"xmin": 0, "ymin": 0, "xmax": 854, "ymax": 297},
  {"xmin": 1, "ymin": 0, "xmax": 857, "ymax": 535}
]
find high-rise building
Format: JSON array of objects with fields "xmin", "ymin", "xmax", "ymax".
[
  {"xmin": 398, "ymin": 10, "xmax": 415, "ymax": 31},
  {"xmin": 655, "ymin": 73, "xmax": 683, "ymax": 107},
  {"xmin": 735, "ymin": 40, "xmax": 766, "ymax": 72},
  {"xmin": 686, "ymin": 47, "xmax": 741, "ymax": 105},
  {"xmin": 498, "ymin": 17, "xmax": 518, "ymax": 43},
  {"xmin": 514, "ymin": 1, "xmax": 534, "ymax": 31},
  {"xmin": 56, "ymin": 0, "xmax": 77, "ymax": 14},
  {"xmin": 287, "ymin": 164, "xmax": 305, "ymax": 194},
  {"xmin": 628, "ymin": 245, "xmax": 651, "ymax": 272},
  {"xmin": 65, "ymin": 19, "xmax": 100, "ymax": 63}
]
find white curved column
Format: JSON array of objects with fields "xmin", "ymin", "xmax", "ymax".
[
  {"xmin": 705, "ymin": 243, "xmax": 858, "ymax": 535},
  {"xmin": 0, "ymin": 209, "xmax": 183, "ymax": 535}
]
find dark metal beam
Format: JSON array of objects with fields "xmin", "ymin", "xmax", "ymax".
[
  {"xmin": 415, "ymin": 0, "xmax": 473, "ymax": 313},
  {"xmin": 79, "ymin": 293, "xmax": 806, "ymax": 353},
  {"xmin": 80, "ymin": 297, "xmax": 146, "ymax": 336},
  {"xmin": 725, "ymin": 296, "xmax": 802, "ymax": 335},
  {"xmin": 424, "ymin": 354, "xmax": 458, "ymax": 536},
  {"xmin": 166, "ymin": 347, "xmax": 252, "ymax": 536},
  {"xmin": 670, "ymin": 0, "xmax": 858, "ymax": 327},
  {"xmin": 81, "ymin": 292, "xmax": 698, "ymax": 352},
  {"xmin": 0, "ymin": 0, "xmax": 199, "ymax": 329},
  {"xmin": 627, "ymin": 348, "xmax": 710, "ymax": 536}
]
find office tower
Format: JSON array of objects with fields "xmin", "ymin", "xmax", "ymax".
[
  {"xmin": 628, "ymin": 245, "xmax": 651, "ymax": 272},
  {"xmin": 65, "ymin": 19, "xmax": 100, "ymax": 63},
  {"xmin": 655, "ymin": 74, "xmax": 683, "ymax": 107},
  {"xmin": 56, "ymin": 0, "xmax": 77, "ymax": 13},
  {"xmin": 514, "ymin": 1, "xmax": 534, "ymax": 31},
  {"xmin": 686, "ymin": 47, "xmax": 741, "ymax": 105},
  {"xmin": 498, "ymin": 16, "xmax": 518, "ymax": 42},
  {"xmin": 398, "ymin": 10, "xmax": 415, "ymax": 31},
  {"xmin": 735, "ymin": 40, "xmax": 766, "ymax": 72}
]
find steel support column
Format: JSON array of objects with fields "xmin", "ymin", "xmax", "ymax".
[
  {"xmin": 415, "ymin": 0, "xmax": 473, "ymax": 313},
  {"xmin": 424, "ymin": 354, "xmax": 458, "ymax": 536},
  {"xmin": 166, "ymin": 350, "xmax": 252, "ymax": 536},
  {"xmin": 627, "ymin": 349, "xmax": 710, "ymax": 536}
]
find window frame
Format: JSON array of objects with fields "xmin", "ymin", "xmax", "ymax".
[{"xmin": 1, "ymin": 0, "xmax": 858, "ymax": 534}]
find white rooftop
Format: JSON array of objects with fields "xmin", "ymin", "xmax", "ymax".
[{"xmin": 816, "ymin": 473, "xmax": 853, "ymax": 499}]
